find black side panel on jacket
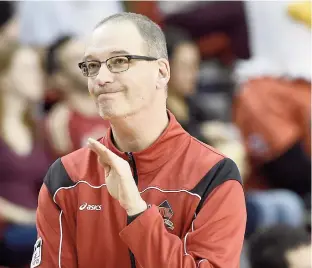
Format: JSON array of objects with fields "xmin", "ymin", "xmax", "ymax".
[
  {"xmin": 191, "ymin": 158, "xmax": 242, "ymax": 215},
  {"xmin": 44, "ymin": 158, "xmax": 75, "ymax": 201}
]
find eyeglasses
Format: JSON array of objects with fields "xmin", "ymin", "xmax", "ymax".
[{"xmin": 78, "ymin": 55, "xmax": 158, "ymax": 77}]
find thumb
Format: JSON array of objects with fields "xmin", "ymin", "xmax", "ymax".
[{"xmin": 97, "ymin": 157, "xmax": 111, "ymax": 177}]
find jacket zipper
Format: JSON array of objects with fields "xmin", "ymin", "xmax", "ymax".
[{"xmin": 126, "ymin": 152, "xmax": 138, "ymax": 268}]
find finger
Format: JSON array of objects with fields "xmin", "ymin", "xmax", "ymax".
[{"xmin": 87, "ymin": 138, "xmax": 117, "ymax": 166}]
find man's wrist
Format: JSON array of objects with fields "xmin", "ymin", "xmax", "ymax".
[{"xmin": 126, "ymin": 200, "xmax": 148, "ymax": 216}]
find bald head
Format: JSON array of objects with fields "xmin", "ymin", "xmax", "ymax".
[{"xmin": 95, "ymin": 12, "xmax": 168, "ymax": 60}]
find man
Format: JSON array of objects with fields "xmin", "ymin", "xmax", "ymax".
[
  {"xmin": 44, "ymin": 35, "xmax": 110, "ymax": 158},
  {"xmin": 33, "ymin": 12, "xmax": 246, "ymax": 268}
]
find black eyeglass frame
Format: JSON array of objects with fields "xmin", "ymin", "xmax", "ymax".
[{"xmin": 78, "ymin": 55, "xmax": 158, "ymax": 77}]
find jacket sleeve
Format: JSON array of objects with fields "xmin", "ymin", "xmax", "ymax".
[
  {"xmin": 119, "ymin": 171, "xmax": 246, "ymax": 267},
  {"xmin": 32, "ymin": 160, "xmax": 77, "ymax": 268}
]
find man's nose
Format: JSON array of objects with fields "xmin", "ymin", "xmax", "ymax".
[{"xmin": 95, "ymin": 63, "xmax": 114, "ymax": 86}]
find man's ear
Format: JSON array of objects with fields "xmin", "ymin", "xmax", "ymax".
[{"xmin": 156, "ymin": 59, "xmax": 170, "ymax": 90}]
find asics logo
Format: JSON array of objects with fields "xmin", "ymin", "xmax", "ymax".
[{"xmin": 79, "ymin": 202, "xmax": 102, "ymax": 211}]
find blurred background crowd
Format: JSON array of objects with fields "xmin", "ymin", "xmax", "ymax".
[{"xmin": 0, "ymin": 1, "xmax": 311, "ymax": 268}]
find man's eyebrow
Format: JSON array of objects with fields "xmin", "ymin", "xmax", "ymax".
[
  {"xmin": 82, "ymin": 50, "xmax": 131, "ymax": 62},
  {"xmin": 109, "ymin": 50, "xmax": 131, "ymax": 56},
  {"xmin": 82, "ymin": 55, "xmax": 94, "ymax": 62}
]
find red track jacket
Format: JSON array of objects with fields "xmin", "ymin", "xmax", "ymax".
[{"xmin": 33, "ymin": 111, "xmax": 246, "ymax": 268}]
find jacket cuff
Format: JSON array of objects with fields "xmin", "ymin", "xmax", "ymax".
[
  {"xmin": 120, "ymin": 205, "xmax": 160, "ymax": 246},
  {"xmin": 127, "ymin": 204, "xmax": 152, "ymax": 224}
]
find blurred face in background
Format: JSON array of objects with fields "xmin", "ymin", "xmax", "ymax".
[
  {"xmin": 169, "ymin": 42, "xmax": 200, "ymax": 96},
  {"xmin": 2, "ymin": 47, "xmax": 44, "ymax": 103},
  {"xmin": 58, "ymin": 39, "xmax": 88, "ymax": 91},
  {"xmin": 84, "ymin": 21, "xmax": 168, "ymax": 119}
]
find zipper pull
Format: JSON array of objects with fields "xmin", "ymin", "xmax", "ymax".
[{"xmin": 126, "ymin": 152, "xmax": 133, "ymax": 164}]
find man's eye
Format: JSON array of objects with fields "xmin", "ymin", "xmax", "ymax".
[
  {"xmin": 87, "ymin": 62, "xmax": 99, "ymax": 69},
  {"xmin": 111, "ymin": 58, "xmax": 127, "ymax": 65}
]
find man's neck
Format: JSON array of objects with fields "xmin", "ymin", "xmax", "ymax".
[{"xmin": 110, "ymin": 106, "xmax": 169, "ymax": 152}]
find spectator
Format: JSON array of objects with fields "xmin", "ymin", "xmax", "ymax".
[
  {"xmin": 0, "ymin": 43, "xmax": 51, "ymax": 266},
  {"xmin": 165, "ymin": 26, "xmax": 207, "ymax": 141},
  {"xmin": 232, "ymin": 1, "xmax": 311, "ymax": 202},
  {"xmin": 233, "ymin": 77, "xmax": 311, "ymax": 197},
  {"xmin": 45, "ymin": 36, "xmax": 110, "ymax": 158},
  {"xmin": 249, "ymin": 225, "xmax": 311, "ymax": 268}
]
